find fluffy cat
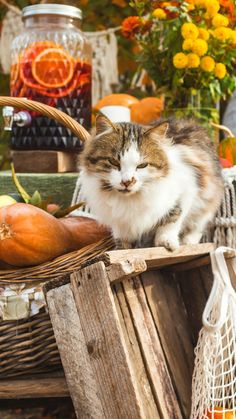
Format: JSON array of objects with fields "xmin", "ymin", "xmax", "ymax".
[{"xmin": 79, "ymin": 114, "xmax": 223, "ymax": 250}]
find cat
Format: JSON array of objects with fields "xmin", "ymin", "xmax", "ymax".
[{"xmin": 79, "ymin": 114, "xmax": 224, "ymax": 250}]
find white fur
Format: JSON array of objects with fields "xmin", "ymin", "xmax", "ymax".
[{"xmin": 79, "ymin": 140, "xmax": 215, "ymax": 247}]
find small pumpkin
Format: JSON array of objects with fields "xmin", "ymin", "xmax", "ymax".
[
  {"xmin": 206, "ymin": 407, "xmax": 236, "ymax": 419},
  {"xmin": 60, "ymin": 216, "xmax": 110, "ymax": 249},
  {"xmin": 130, "ymin": 96, "xmax": 164, "ymax": 124},
  {"xmin": 216, "ymin": 124, "xmax": 236, "ymax": 166},
  {"xmin": 94, "ymin": 93, "xmax": 139, "ymax": 111},
  {"xmin": 94, "ymin": 93, "xmax": 164, "ymax": 125},
  {"xmin": 0, "ymin": 203, "xmax": 110, "ymax": 267},
  {"xmin": 0, "ymin": 203, "xmax": 74, "ymax": 267}
]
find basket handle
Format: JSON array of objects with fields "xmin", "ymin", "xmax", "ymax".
[{"xmin": 0, "ymin": 96, "xmax": 91, "ymax": 142}]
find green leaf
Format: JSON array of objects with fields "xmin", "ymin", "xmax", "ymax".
[
  {"xmin": 11, "ymin": 163, "xmax": 31, "ymax": 203},
  {"xmin": 29, "ymin": 190, "xmax": 42, "ymax": 207}
]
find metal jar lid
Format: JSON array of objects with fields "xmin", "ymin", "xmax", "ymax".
[{"xmin": 22, "ymin": 4, "xmax": 82, "ymax": 20}]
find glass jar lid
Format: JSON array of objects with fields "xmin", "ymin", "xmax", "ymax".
[{"xmin": 22, "ymin": 4, "xmax": 82, "ymax": 20}]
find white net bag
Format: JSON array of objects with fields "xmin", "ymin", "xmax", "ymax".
[{"xmin": 191, "ymin": 247, "xmax": 236, "ymax": 419}]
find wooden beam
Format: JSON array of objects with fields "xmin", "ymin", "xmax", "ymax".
[
  {"xmin": 46, "ymin": 283, "xmax": 105, "ymax": 419},
  {"xmin": 122, "ymin": 276, "xmax": 183, "ymax": 418},
  {"xmin": 70, "ymin": 262, "xmax": 147, "ymax": 419},
  {"xmin": 102, "ymin": 243, "xmax": 216, "ymax": 274},
  {"xmin": 106, "ymin": 259, "xmax": 147, "ymax": 283},
  {"xmin": 0, "ymin": 377, "xmax": 69, "ymax": 399}
]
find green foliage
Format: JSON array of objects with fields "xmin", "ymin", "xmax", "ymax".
[{"xmin": 124, "ymin": 0, "xmax": 236, "ymax": 113}]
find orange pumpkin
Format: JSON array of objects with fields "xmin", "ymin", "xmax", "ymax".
[
  {"xmin": 130, "ymin": 96, "xmax": 164, "ymax": 124},
  {"xmin": 0, "ymin": 203, "xmax": 74, "ymax": 266},
  {"xmin": 60, "ymin": 216, "xmax": 110, "ymax": 249},
  {"xmin": 218, "ymin": 137, "xmax": 236, "ymax": 166},
  {"xmin": 0, "ymin": 204, "xmax": 110, "ymax": 267},
  {"xmin": 206, "ymin": 407, "xmax": 236, "ymax": 418},
  {"xmin": 94, "ymin": 93, "xmax": 139, "ymax": 111},
  {"xmin": 94, "ymin": 93, "xmax": 164, "ymax": 125},
  {"xmin": 215, "ymin": 123, "xmax": 236, "ymax": 166}
]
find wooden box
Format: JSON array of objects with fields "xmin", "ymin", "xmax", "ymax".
[{"xmin": 44, "ymin": 244, "xmax": 236, "ymax": 419}]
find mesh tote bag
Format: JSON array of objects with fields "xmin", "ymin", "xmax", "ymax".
[{"xmin": 191, "ymin": 247, "xmax": 236, "ymax": 419}]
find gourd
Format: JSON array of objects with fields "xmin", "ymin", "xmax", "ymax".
[
  {"xmin": 94, "ymin": 93, "xmax": 164, "ymax": 125},
  {"xmin": 94, "ymin": 93, "xmax": 139, "ymax": 110},
  {"xmin": 0, "ymin": 203, "xmax": 110, "ymax": 267},
  {"xmin": 216, "ymin": 124, "xmax": 236, "ymax": 166},
  {"xmin": 130, "ymin": 97, "xmax": 164, "ymax": 124},
  {"xmin": 60, "ymin": 216, "xmax": 110, "ymax": 249},
  {"xmin": 0, "ymin": 203, "xmax": 74, "ymax": 266}
]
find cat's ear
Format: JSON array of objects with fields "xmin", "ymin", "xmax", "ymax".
[
  {"xmin": 95, "ymin": 113, "xmax": 117, "ymax": 135},
  {"xmin": 144, "ymin": 121, "xmax": 169, "ymax": 138}
]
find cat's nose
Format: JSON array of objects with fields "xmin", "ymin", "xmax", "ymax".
[{"xmin": 121, "ymin": 177, "xmax": 136, "ymax": 188}]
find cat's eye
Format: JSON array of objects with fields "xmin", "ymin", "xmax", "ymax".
[
  {"xmin": 137, "ymin": 162, "xmax": 148, "ymax": 169},
  {"xmin": 108, "ymin": 158, "xmax": 120, "ymax": 169}
]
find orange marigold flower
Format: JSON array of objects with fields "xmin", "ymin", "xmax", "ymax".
[{"xmin": 121, "ymin": 16, "xmax": 141, "ymax": 39}]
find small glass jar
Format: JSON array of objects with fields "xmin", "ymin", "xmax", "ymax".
[{"xmin": 10, "ymin": 4, "xmax": 92, "ymax": 151}]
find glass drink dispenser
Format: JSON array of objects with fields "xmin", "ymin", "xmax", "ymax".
[{"xmin": 9, "ymin": 3, "xmax": 92, "ymax": 151}]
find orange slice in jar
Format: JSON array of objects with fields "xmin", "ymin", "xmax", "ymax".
[
  {"xmin": 19, "ymin": 41, "xmax": 61, "ymax": 89},
  {"xmin": 10, "ymin": 60, "xmax": 19, "ymax": 88},
  {"xmin": 31, "ymin": 48, "xmax": 75, "ymax": 89}
]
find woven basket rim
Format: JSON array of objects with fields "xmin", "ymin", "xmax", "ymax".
[
  {"xmin": 0, "ymin": 237, "xmax": 115, "ymax": 283},
  {"xmin": 0, "ymin": 96, "xmax": 91, "ymax": 142}
]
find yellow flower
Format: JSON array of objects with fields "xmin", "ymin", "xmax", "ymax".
[
  {"xmin": 198, "ymin": 28, "xmax": 210, "ymax": 40},
  {"xmin": 181, "ymin": 23, "xmax": 199, "ymax": 40},
  {"xmin": 194, "ymin": 0, "xmax": 206, "ymax": 6},
  {"xmin": 182, "ymin": 39, "xmax": 193, "ymax": 50},
  {"xmin": 187, "ymin": 4, "xmax": 195, "ymax": 11},
  {"xmin": 200, "ymin": 56, "xmax": 215, "ymax": 72},
  {"xmin": 214, "ymin": 27, "xmax": 232, "ymax": 41},
  {"xmin": 173, "ymin": 52, "xmax": 188, "ymax": 69},
  {"xmin": 187, "ymin": 53, "xmax": 200, "ymax": 68},
  {"xmin": 191, "ymin": 39, "xmax": 208, "ymax": 56},
  {"xmin": 230, "ymin": 30, "xmax": 236, "ymax": 46},
  {"xmin": 214, "ymin": 63, "xmax": 226, "ymax": 78},
  {"xmin": 212, "ymin": 13, "xmax": 229, "ymax": 27},
  {"xmin": 206, "ymin": 1, "xmax": 220, "ymax": 17},
  {"xmin": 152, "ymin": 8, "xmax": 167, "ymax": 19}
]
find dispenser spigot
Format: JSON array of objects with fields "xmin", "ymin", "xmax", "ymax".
[{"xmin": 2, "ymin": 106, "xmax": 31, "ymax": 131}]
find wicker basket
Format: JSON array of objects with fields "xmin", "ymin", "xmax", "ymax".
[{"xmin": 0, "ymin": 96, "xmax": 115, "ymax": 378}]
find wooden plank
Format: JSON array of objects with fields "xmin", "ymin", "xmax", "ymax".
[
  {"xmin": 106, "ymin": 259, "xmax": 147, "ymax": 283},
  {"xmin": 176, "ymin": 268, "xmax": 209, "ymax": 345},
  {"xmin": 141, "ymin": 270, "xmax": 194, "ymax": 418},
  {"xmin": 103, "ymin": 243, "xmax": 216, "ymax": 273},
  {"xmin": 0, "ymin": 377, "xmax": 69, "ymax": 398},
  {"xmin": 122, "ymin": 276, "xmax": 183, "ymax": 419},
  {"xmin": 0, "ymin": 171, "xmax": 78, "ymax": 207},
  {"xmin": 113, "ymin": 283, "xmax": 160, "ymax": 419},
  {"xmin": 70, "ymin": 262, "xmax": 146, "ymax": 419},
  {"xmin": 11, "ymin": 150, "xmax": 79, "ymax": 173},
  {"xmin": 46, "ymin": 283, "xmax": 104, "ymax": 419}
]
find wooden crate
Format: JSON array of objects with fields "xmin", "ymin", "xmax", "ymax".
[{"xmin": 44, "ymin": 244, "xmax": 236, "ymax": 419}]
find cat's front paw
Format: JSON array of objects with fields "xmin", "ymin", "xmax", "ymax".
[
  {"xmin": 155, "ymin": 235, "xmax": 179, "ymax": 251},
  {"xmin": 115, "ymin": 239, "xmax": 132, "ymax": 249}
]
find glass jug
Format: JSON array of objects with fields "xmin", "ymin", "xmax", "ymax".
[{"xmin": 10, "ymin": 3, "xmax": 92, "ymax": 151}]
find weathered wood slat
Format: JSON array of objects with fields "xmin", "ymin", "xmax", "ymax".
[
  {"xmin": 141, "ymin": 270, "xmax": 194, "ymax": 417},
  {"xmin": 0, "ymin": 377, "xmax": 69, "ymax": 398},
  {"xmin": 113, "ymin": 283, "xmax": 160, "ymax": 419},
  {"xmin": 46, "ymin": 284, "xmax": 104, "ymax": 419},
  {"xmin": 176, "ymin": 267, "xmax": 210, "ymax": 345},
  {"xmin": 70, "ymin": 262, "xmax": 146, "ymax": 419},
  {"xmin": 103, "ymin": 243, "xmax": 216, "ymax": 272},
  {"xmin": 122, "ymin": 276, "xmax": 183, "ymax": 419}
]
